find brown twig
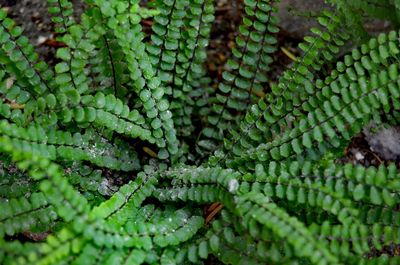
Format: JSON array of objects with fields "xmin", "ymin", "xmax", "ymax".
[{"xmin": 205, "ymin": 203, "xmax": 224, "ymax": 224}]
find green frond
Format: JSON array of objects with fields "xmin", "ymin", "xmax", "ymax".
[
  {"xmin": 0, "ymin": 120, "xmax": 140, "ymax": 171},
  {"xmin": 0, "ymin": 192, "xmax": 57, "ymax": 237},
  {"xmin": 0, "ymin": 10, "xmax": 55, "ymax": 97},
  {"xmin": 53, "ymin": 13, "xmax": 99, "ymax": 96},
  {"xmin": 0, "ymin": 68, "xmax": 33, "ymax": 125},
  {"xmin": 88, "ymin": 32, "xmax": 128, "ymax": 97},
  {"xmin": 71, "ymin": 244, "xmax": 108, "ymax": 265},
  {"xmin": 225, "ymin": 31, "xmax": 400, "ymax": 172},
  {"xmin": 0, "ymin": 170, "xmax": 38, "ymax": 199},
  {"xmin": 348, "ymin": 255, "xmax": 400, "ymax": 265},
  {"xmin": 222, "ymin": 10, "xmax": 351, "ymax": 164},
  {"xmin": 326, "ymin": 0, "xmax": 400, "ymax": 40},
  {"xmin": 89, "ymin": 171, "xmax": 157, "ymax": 221},
  {"xmin": 148, "ymin": 0, "xmax": 215, "ymax": 138},
  {"xmin": 93, "ymin": 0, "xmax": 179, "ymax": 159},
  {"xmin": 395, "ymin": 0, "xmax": 400, "ymax": 26},
  {"xmin": 47, "ymin": 0, "xmax": 76, "ymax": 35},
  {"xmin": 198, "ymin": 0, "xmax": 279, "ymax": 153},
  {"xmin": 326, "ymin": 0, "xmax": 369, "ymax": 42},
  {"xmin": 236, "ymin": 192, "xmax": 338, "ymax": 264},
  {"xmin": 350, "ymin": 0, "xmax": 396, "ymax": 23}
]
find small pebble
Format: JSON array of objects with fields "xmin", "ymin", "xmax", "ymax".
[
  {"xmin": 355, "ymin": 152, "xmax": 364, "ymax": 161},
  {"xmin": 364, "ymin": 123, "xmax": 400, "ymax": 161},
  {"xmin": 36, "ymin": 36, "xmax": 47, "ymax": 45}
]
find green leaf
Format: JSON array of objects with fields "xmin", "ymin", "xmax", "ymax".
[
  {"xmin": 56, "ymin": 48, "xmax": 71, "ymax": 60},
  {"xmin": 353, "ymin": 184, "xmax": 365, "ymax": 201},
  {"xmin": 94, "ymin": 93, "xmax": 105, "ymax": 108},
  {"xmin": 198, "ymin": 241, "xmax": 208, "ymax": 259},
  {"xmin": 55, "ymin": 62, "xmax": 69, "ymax": 73},
  {"xmin": 370, "ymin": 187, "xmax": 382, "ymax": 205},
  {"xmin": 209, "ymin": 235, "xmax": 220, "ymax": 252},
  {"xmin": 223, "ymin": 227, "xmax": 235, "ymax": 244},
  {"xmin": 302, "ymin": 132, "xmax": 313, "ymax": 148}
]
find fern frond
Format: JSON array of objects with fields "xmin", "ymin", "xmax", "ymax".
[
  {"xmin": 0, "ymin": 136, "xmax": 90, "ymax": 225},
  {"xmin": 0, "ymin": 68, "xmax": 33, "ymax": 125},
  {"xmin": 236, "ymin": 192, "xmax": 338, "ymax": 264},
  {"xmin": 347, "ymin": 255, "xmax": 400, "ymax": 265},
  {"xmin": 0, "ymin": 171, "xmax": 38, "ymax": 199},
  {"xmin": 222, "ymin": 10, "xmax": 351, "ymax": 163},
  {"xmin": 326, "ymin": 0, "xmax": 369, "ymax": 42},
  {"xmin": 0, "ymin": 192, "xmax": 57, "ymax": 237},
  {"xmin": 351, "ymin": 0, "xmax": 396, "ymax": 23},
  {"xmin": 148, "ymin": 0, "xmax": 215, "ymax": 138},
  {"xmin": 226, "ymin": 31, "xmax": 400, "ymax": 171},
  {"xmin": 0, "ymin": 10, "xmax": 55, "ymax": 97},
  {"xmin": 53, "ymin": 13, "xmax": 99, "ymax": 96},
  {"xmin": 0, "ymin": 120, "xmax": 140, "ymax": 171},
  {"xmin": 93, "ymin": 0, "xmax": 179, "ymax": 159},
  {"xmin": 198, "ymin": 0, "xmax": 279, "ymax": 153},
  {"xmin": 89, "ymin": 32, "xmax": 129, "ymax": 97},
  {"xmin": 47, "ymin": 0, "xmax": 76, "ymax": 36}
]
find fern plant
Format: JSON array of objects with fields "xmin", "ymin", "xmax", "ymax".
[{"xmin": 0, "ymin": 0, "xmax": 400, "ymax": 264}]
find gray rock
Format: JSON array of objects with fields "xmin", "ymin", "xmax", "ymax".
[
  {"xmin": 364, "ymin": 123, "xmax": 400, "ymax": 161},
  {"xmin": 277, "ymin": 0, "xmax": 332, "ymax": 38}
]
